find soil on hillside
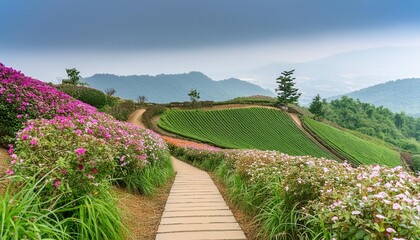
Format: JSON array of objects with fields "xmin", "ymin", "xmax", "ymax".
[
  {"xmin": 115, "ymin": 176, "xmax": 174, "ymax": 240},
  {"xmin": 0, "ymin": 147, "xmax": 10, "ymax": 194}
]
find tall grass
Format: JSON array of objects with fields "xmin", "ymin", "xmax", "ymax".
[
  {"xmin": 1, "ymin": 171, "xmax": 130, "ymax": 240},
  {"xmin": 65, "ymin": 192, "xmax": 128, "ymax": 240},
  {"xmin": 121, "ymin": 154, "xmax": 174, "ymax": 195},
  {"xmin": 0, "ymin": 174, "xmax": 70, "ymax": 239}
]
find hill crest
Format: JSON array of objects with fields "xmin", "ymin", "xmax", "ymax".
[{"xmin": 83, "ymin": 71, "xmax": 274, "ymax": 103}]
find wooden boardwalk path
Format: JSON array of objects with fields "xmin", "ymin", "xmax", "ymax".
[{"xmin": 156, "ymin": 157, "xmax": 246, "ymax": 240}]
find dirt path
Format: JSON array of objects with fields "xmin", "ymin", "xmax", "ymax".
[
  {"xmin": 0, "ymin": 147, "xmax": 10, "ymax": 194},
  {"xmin": 289, "ymin": 113, "xmax": 302, "ymax": 128},
  {"xmin": 127, "ymin": 109, "xmax": 146, "ymax": 128},
  {"xmin": 114, "ymin": 110, "xmax": 174, "ymax": 239}
]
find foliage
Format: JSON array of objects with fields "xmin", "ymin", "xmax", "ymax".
[
  {"xmin": 56, "ymin": 84, "xmax": 108, "ymax": 109},
  {"xmin": 411, "ymin": 155, "xmax": 420, "ymax": 173},
  {"xmin": 62, "ymin": 68, "xmax": 87, "ymax": 86},
  {"xmin": 0, "ymin": 173, "xmax": 127, "ymax": 240},
  {"xmin": 103, "ymin": 99, "xmax": 138, "ymax": 121},
  {"xmin": 309, "ymin": 94, "xmax": 324, "ymax": 118},
  {"xmin": 275, "ymin": 70, "xmax": 301, "ymax": 105},
  {"xmin": 170, "ymin": 145, "xmax": 420, "ymax": 240},
  {"xmin": 11, "ymin": 117, "xmax": 117, "ymax": 199},
  {"xmin": 158, "ymin": 108, "xmax": 334, "ymax": 158},
  {"xmin": 142, "ymin": 104, "xmax": 166, "ymax": 132},
  {"xmin": 303, "ymin": 117, "xmax": 401, "ymax": 167},
  {"xmin": 0, "ymin": 63, "xmax": 174, "ymax": 238},
  {"xmin": 223, "ymin": 95, "xmax": 277, "ymax": 106},
  {"xmin": 324, "ymin": 96, "xmax": 420, "ymax": 152},
  {"xmin": 0, "ymin": 63, "xmax": 97, "ymax": 147},
  {"xmin": 188, "ymin": 88, "xmax": 200, "ymax": 102},
  {"xmin": 0, "ymin": 174, "xmax": 71, "ymax": 239}
]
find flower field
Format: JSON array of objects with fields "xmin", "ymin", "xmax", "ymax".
[
  {"xmin": 158, "ymin": 108, "xmax": 335, "ymax": 158},
  {"xmin": 0, "ymin": 63, "xmax": 173, "ymax": 239},
  {"xmin": 303, "ymin": 116, "xmax": 401, "ymax": 167},
  {"xmin": 169, "ymin": 144, "xmax": 420, "ymax": 239}
]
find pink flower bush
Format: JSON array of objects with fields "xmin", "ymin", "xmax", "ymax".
[{"xmin": 1, "ymin": 63, "xmax": 171, "ymax": 196}]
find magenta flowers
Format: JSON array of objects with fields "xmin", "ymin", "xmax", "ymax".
[{"xmin": 76, "ymin": 148, "xmax": 87, "ymax": 155}]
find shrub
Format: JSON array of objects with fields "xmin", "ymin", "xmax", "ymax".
[
  {"xmin": 56, "ymin": 84, "xmax": 108, "ymax": 109},
  {"xmin": 169, "ymin": 145, "xmax": 420, "ymax": 240},
  {"xmin": 411, "ymin": 155, "xmax": 420, "ymax": 173},
  {"xmin": 0, "ymin": 63, "xmax": 97, "ymax": 147},
  {"xmin": 103, "ymin": 100, "xmax": 138, "ymax": 121},
  {"xmin": 11, "ymin": 117, "xmax": 117, "ymax": 199}
]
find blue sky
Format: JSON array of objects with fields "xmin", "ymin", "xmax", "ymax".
[{"xmin": 2, "ymin": 0, "xmax": 420, "ymax": 87}]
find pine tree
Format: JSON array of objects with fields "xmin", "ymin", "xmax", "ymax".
[
  {"xmin": 275, "ymin": 69, "xmax": 301, "ymax": 106},
  {"xmin": 309, "ymin": 94, "xmax": 324, "ymax": 117},
  {"xmin": 62, "ymin": 68, "xmax": 88, "ymax": 86}
]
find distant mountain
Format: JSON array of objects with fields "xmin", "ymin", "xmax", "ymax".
[
  {"xmin": 83, "ymin": 71, "xmax": 274, "ymax": 103},
  {"xmin": 330, "ymin": 78, "xmax": 420, "ymax": 116},
  {"xmin": 238, "ymin": 47, "xmax": 420, "ymax": 104}
]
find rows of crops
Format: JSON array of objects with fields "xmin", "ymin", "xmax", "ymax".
[
  {"xmin": 303, "ymin": 117, "xmax": 401, "ymax": 167},
  {"xmin": 158, "ymin": 107, "xmax": 335, "ymax": 158}
]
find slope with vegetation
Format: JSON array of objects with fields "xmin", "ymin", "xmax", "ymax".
[
  {"xmin": 158, "ymin": 107, "xmax": 335, "ymax": 159},
  {"xmin": 303, "ymin": 117, "xmax": 401, "ymax": 167},
  {"xmin": 334, "ymin": 78, "xmax": 420, "ymax": 115},
  {"xmin": 0, "ymin": 63, "xmax": 173, "ymax": 239},
  {"xmin": 324, "ymin": 96, "xmax": 420, "ymax": 152}
]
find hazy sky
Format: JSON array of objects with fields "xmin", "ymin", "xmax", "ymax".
[{"xmin": 2, "ymin": 0, "xmax": 420, "ymax": 84}]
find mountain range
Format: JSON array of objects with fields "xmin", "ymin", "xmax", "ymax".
[
  {"xmin": 235, "ymin": 47, "xmax": 420, "ymax": 104},
  {"xmin": 330, "ymin": 78, "xmax": 420, "ymax": 116},
  {"xmin": 82, "ymin": 71, "xmax": 274, "ymax": 103}
]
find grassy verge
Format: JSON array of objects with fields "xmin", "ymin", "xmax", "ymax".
[{"xmin": 169, "ymin": 144, "xmax": 420, "ymax": 239}]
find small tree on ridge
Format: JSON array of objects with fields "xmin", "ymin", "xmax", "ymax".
[
  {"xmin": 275, "ymin": 69, "xmax": 301, "ymax": 106},
  {"xmin": 309, "ymin": 94, "xmax": 324, "ymax": 118}
]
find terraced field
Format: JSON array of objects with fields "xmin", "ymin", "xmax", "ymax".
[
  {"xmin": 303, "ymin": 117, "xmax": 401, "ymax": 167},
  {"xmin": 158, "ymin": 108, "xmax": 335, "ymax": 158}
]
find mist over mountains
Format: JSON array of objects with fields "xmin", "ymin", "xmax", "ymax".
[
  {"xmin": 237, "ymin": 47, "xmax": 420, "ymax": 104},
  {"xmin": 83, "ymin": 71, "xmax": 274, "ymax": 103}
]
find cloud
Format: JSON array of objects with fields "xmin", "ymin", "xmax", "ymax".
[{"xmin": 1, "ymin": 0, "xmax": 420, "ymax": 51}]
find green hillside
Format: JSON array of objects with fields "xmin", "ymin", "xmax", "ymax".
[
  {"xmin": 158, "ymin": 107, "xmax": 335, "ymax": 158},
  {"xmin": 303, "ymin": 117, "xmax": 401, "ymax": 167}
]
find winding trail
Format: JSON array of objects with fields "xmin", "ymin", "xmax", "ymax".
[
  {"xmin": 128, "ymin": 109, "xmax": 146, "ymax": 128},
  {"xmin": 128, "ymin": 108, "xmax": 246, "ymax": 240}
]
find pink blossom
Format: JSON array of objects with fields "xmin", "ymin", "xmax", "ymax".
[
  {"xmin": 376, "ymin": 214, "xmax": 386, "ymax": 219},
  {"xmin": 332, "ymin": 216, "xmax": 338, "ymax": 221},
  {"xmin": 21, "ymin": 134, "xmax": 29, "ymax": 140},
  {"xmin": 386, "ymin": 228, "xmax": 396, "ymax": 233},
  {"xmin": 30, "ymin": 138, "xmax": 38, "ymax": 145},
  {"xmin": 351, "ymin": 210, "xmax": 361, "ymax": 215},
  {"xmin": 6, "ymin": 169, "xmax": 14, "ymax": 175},
  {"xmin": 393, "ymin": 203, "xmax": 403, "ymax": 210},
  {"xmin": 53, "ymin": 181, "xmax": 61, "ymax": 187},
  {"xmin": 76, "ymin": 148, "xmax": 86, "ymax": 155}
]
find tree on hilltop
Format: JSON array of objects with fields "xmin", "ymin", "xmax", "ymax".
[
  {"xmin": 188, "ymin": 89, "xmax": 200, "ymax": 103},
  {"xmin": 62, "ymin": 68, "xmax": 88, "ymax": 86},
  {"xmin": 275, "ymin": 69, "xmax": 301, "ymax": 106},
  {"xmin": 309, "ymin": 94, "xmax": 325, "ymax": 118}
]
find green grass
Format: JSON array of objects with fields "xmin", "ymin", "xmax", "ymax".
[
  {"xmin": 303, "ymin": 117, "xmax": 401, "ymax": 167},
  {"xmin": 159, "ymin": 108, "xmax": 334, "ymax": 158}
]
